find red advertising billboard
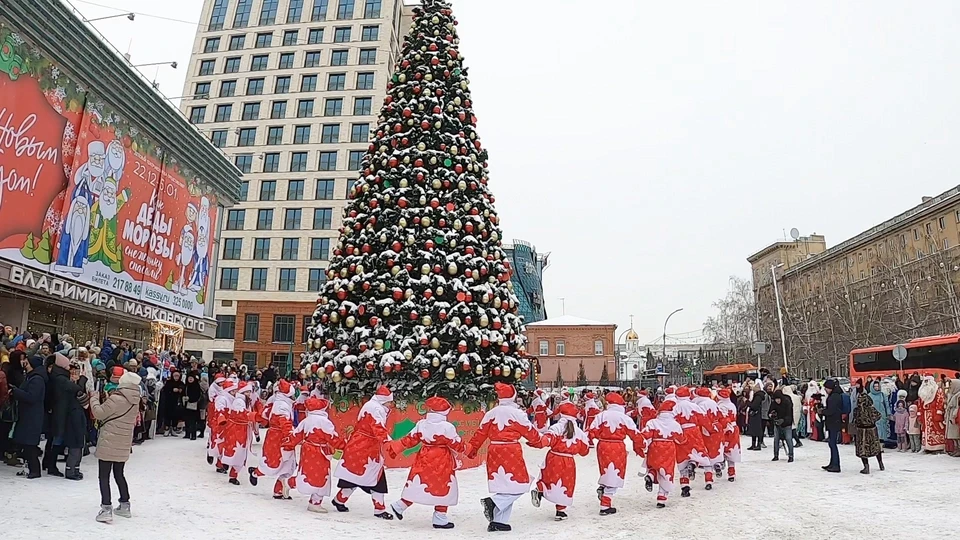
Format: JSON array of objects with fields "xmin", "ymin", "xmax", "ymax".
[{"xmin": 0, "ymin": 27, "xmax": 218, "ymax": 318}]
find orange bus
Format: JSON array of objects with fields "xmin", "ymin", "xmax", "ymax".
[
  {"xmin": 849, "ymin": 334, "xmax": 960, "ymax": 380},
  {"xmin": 702, "ymin": 363, "xmax": 759, "ymax": 385}
]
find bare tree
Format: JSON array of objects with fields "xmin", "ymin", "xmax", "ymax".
[{"xmin": 703, "ymin": 276, "xmax": 758, "ymax": 348}]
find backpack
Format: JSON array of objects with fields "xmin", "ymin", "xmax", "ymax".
[{"xmin": 841, "ymin": 393, "xmax": 852, "ymax": 415}]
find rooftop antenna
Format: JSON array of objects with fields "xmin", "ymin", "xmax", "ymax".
[{"xmin": 558, "ymin": 297, "xmax": 566, "ymax": 316}]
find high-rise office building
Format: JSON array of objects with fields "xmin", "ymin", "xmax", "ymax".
[{"xmin": 180, "ymin": 0, "xmax": 414, "ymax": 366}]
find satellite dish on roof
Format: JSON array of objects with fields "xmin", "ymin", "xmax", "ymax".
[{"xmin": 790, "ymin": 228, "xmax": 800, "ymax": 240}]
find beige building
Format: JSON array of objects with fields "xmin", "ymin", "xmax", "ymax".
[
  {"xmin": 180, "ymin": 0, "xmax": 414, "ymax": 364},
  {"xmin": 749, "ymin": 186, "xmax": 960, "ymax": 378}
]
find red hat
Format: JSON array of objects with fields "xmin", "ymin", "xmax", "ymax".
[
  {"xmin": 695, "ymin": 387, "xmax": 712, "ymax": 398},
  {"xmin": 237, "ymin": 382, "xmax": 254, "ymax": 394},
  {"xmin": 639, "ymin": 389, "xmax": 649, "ymax": 396},
  {"xmin": 373, "ymin": 385, "xmax": 394, "ymax": 402},
  {"xmin": 658, "ymin": 400, "xmax": 677, "ymax": 414},
  {"xmin": 277, "ymin": 379, "xmax": 293, "ymax": 397},
  {"xmin": 717, "ymin": 388, "xmax": 731, "ymax": 399},
  {"xmin": 665, "ymin": 387, "xmax": 675, "ymax": 395},
  {"xmin": 495, "ymin": 382, "xmax": 516, "ymax": 400},
  {"xmin": 425, "ymin": 396, "xmax": 451, "ymax": 414},
  {"xmin": 214, "ymin": 376, "xmax": 226, "ymax": 385},
  {"xmin": 110, "ymin": 366, "xmax": 126, "ymax": 378},
  {"xmin": 305, "ymin": 396, "xmax": 329, "ymax": 412},
  {"xmin": 605, "ymin": 392, "xmax": 625, "ymax": 406},
  {"xmin": 675, "ymin": 387, "xmax": 691, "ymax": 398},
  {"xmin": 221, "ymin": 379, "xmax": 236, "ymax": 391},
  {"xmin": 555, "ymin": 402, "xmax": 578, "ymax": 417},
  {"xmin": 585, "ymin": 391, "xmax": 595, "ymax": 399}
]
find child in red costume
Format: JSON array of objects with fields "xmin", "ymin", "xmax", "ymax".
[
  {"xmin": 220, "ymin": 381, "xmax": 256, "ymax": 485},
  {"xmin": 248, "ymin": 379, "xmax": 297, "ymax": 499},
  {"xmin": 637, "ymin": 400, "xmax": 686, "ymax": 508},
  {"xmin": 587, "ymin": 392, "xmax": 643, "ymax": 515},
  {"xmin": 672, "ymin": 386, "xmax": 712, "ymax": 498},
  {"xmin": 387, "ymin": 396, "xmax": 464, "ymax": 529},
  {"xmin": 529, "ymin": 402, "xmax": 590, "ymax": 521},
  {"xmin": 332, "ymin": 385, "xmax": 395, "ymax": 519},
  {"xmin": 282, "ymin": 396, "xmax": 345, "ymax": 513},
  {"xmin": 715, "ymin": 388, "xmax": 741, "ymax": 481},
  {"xmin": 692, "ymin": 387, "xmax": 723, "ymax": 488}
]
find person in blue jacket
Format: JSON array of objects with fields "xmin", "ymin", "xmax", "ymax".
[{"xmin": 868, "ymin": 380, "xmax": 890, "ymax": 442}]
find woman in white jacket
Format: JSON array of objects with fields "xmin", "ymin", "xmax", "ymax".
[{"xmin": 782, "ymin": 385, "xmax": 803, "ymax": 448}]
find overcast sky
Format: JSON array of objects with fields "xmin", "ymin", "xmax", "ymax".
[{"xmin": 64, "ymin": 0, "xmax": 960, "ymax": 343}]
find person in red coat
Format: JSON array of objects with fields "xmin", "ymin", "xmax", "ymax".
[
  {"xmin": 248, "ymin": 379, "xmax": 297, "ymax": 499},
  {"xmin": 332, "ymin": 385, "xmax": 394, "ymax": 519},
  {"xmin": 387, "ymin": 396, "xmax": 464, "ymax": 529},
  {"xmin": 716, "ymin": 388, "xmax": 741, "ymax": 481},
  {"xmin": 636, "ymin": 400, "xmax": 686, "ymax": 508},
  {"xmin": 672, "ymin": 386, "xmax": 711, "ymax": 498},
  {"xmin": 220, "ymin": 381, "xmax": 256, "ymax": 485},
  {"xmin": 581, "ymin": 391, "xmax": 600, "ymax": 446},
  {"xmin": 283, "ymin": 396, "xmax": 345, "ymax": 513},
  {"xmin": 467, "ymin": 382, "xmax": 544, "ymax": 532},
  {"xmin": 205, "ymin": 376, "xmax": 226, "ymax": 465},
  {"xmin": 529, "ymin": 402, "xmax": 589, "ymax": 521},
  {"xmin": 636, "ymin": 390, "xmax": 657, "ymax": 430},
  {"xmin": 692, "ymin": 387, "xmax": 724, "ymax": 487},
  {"xmin": 587, "ymin": 392, "xmax": 643, "ymax": 515},
  {"xmin": 527, "ymin": 389, "xmax": 551, "ymax": 434}
]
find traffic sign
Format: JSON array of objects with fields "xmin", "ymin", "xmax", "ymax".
[{"xmin": 892, "ymin": 345, "xmax": 907, "ymax": 362}]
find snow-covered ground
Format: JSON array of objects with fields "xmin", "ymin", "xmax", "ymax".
[{"xmin": 3, "ymin": 434, "xmax": 958, "ymax": 540}]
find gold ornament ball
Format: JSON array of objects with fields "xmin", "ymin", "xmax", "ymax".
[
  {"xmin": 399, "ymin": 73, "xmax": 407, "ymax": 83},
  {"xmin": 449, "ymin": 239, "xmax": 457, "ymax": 248},
  {"xmin": 404, "ymin": 350, "xmax": 413, "ymax": 360},
  {"xmin": 391, "ymin": 266, "xmax": 400, "ymax": 276},
  {"xmin": 514, "ymin": 370, "xmax": 523, "ymax": 380},
  {"xmin": 374, "ymin": 339, "xmax": 385, "ymax": 351},
  {"xmin": 332, "ymin": 371, "xmax": 342, "ymax": 383},
  {"xmin": 480, "ymin": 314, "xmax": 489, "ymax": 327},
  {"xmin": 399, "ymin": 217, "xmax": 408, "ymax": 228},
  {"xmin": 425, "ymin": 73, "xmax": 433, "ymax": 82},
  {"xmin": 432, "ymin": 179, "xmax": 442, "ymax": 189},
  {"xmin": 313, "ymin": 338, "xmax": 324, "ymax": 350},
  {"xmin": 457, "ymin": 180, "xmax": 466, "ymax": 190},
  {"xmin": 345, "ymin": 316, "xmax": 356, "ymax": 328},
  {"xmin": 356, "ymin": 264, "xmax": 364, "ymax": 274},
  {"xmin": 454, "ymin": 97, "xmax": 462, "ymax": 106},
  {"xmin": 400, "ymin": 179, "xmax": 408, "ymax": 188},
  {"xmin": 447, "ymin": 262, "xmax": 458, "ymax": 275},
  {"xmin": 432, "ymin": 357, "xmax": 441, "ymax": 368},
  {"xmin": 450, "ymin": 146, "xmax": 458, "ymax": 155},
  {"xmin": 475, "ymin": 364, "xmax": 483, "ymax": 375},
  {"xmin": 417, "ymin": 142, "xmax": 427, "ymax": 151},
  {"xmin": 453, "ymin": 219, "xmax": 463, "ymax": 230},
  {"xmin": 405, "ymin": 288, "xmax": 414, "ymax": 299},
  {"xmin": 330, "ymin": 312, "xmax": 340, "ymax": 323},
  {"xmin": 379, "ymin": 282, "xmax": 387, "ymax": 292},
  {"xmin": 445, "ymin": 367, "xmax": 456, "ymax": 380},
  {"xmin": 421, "ymin": 264, "xmax": 431, "ymax": 275},
  {"xmin": 383, "ymin": 306, "xmax": 391, "ymax": 316},
  {"xmin": 431, "ymin": 337, "xmax": 441, "ymax": 349},
  {"xmin": 422, "ymin": 216, "xmax": 432, "ymax": 227},
  {"xmin": 437, "ymin": 286, "xmax": 445, "ymax": 296},
  {"xmin": 502, "ymin": 366, "xmax": 511, "ymax": 377}
]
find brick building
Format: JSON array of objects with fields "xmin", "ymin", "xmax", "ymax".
[
  {"xmin": 232, "ymin": 300, "xmax": 317, "ymax": 374},
  {"xmin": 524, "ymin": 315, "xmax": 617, "ymax": 387}
]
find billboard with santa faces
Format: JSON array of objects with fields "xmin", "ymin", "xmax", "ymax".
[{"xmin": 0, "ymin": 25, "xmax": 218, "ymax": 319}]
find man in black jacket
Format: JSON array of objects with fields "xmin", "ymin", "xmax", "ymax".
[
  {"xmin": 822, "ymin": 379, "xmax": 843, "ymax": 472},
  {"xmin": 769, "ymin": 390, "xmax": 794, "ymax": 462},
  {"xmin": 48, "ymin": 353, "xmax": 87, "ymax": 480},
  {"xmin": 11, "ymin": 355, "xmax": 47, "ymax": 478}
]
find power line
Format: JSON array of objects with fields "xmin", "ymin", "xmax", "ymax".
[{"xmin": 69, "ymin": 0, "xmax": 202, "ymax": 26}]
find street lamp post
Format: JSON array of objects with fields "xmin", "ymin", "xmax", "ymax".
[
  {"xmin": 84, "ymin": 13, "xmax": 135, "ymax": 22},
  {"xmin": 662, "ymin": 308, "xmax": 683, "ymax": 380},
  {"xmin": 133, "ymin": 62, "xmax": 178, "ymax": 69},
  {"xmin": 770, "ymin": 264, "xmax": 789, "ymax": 373}
]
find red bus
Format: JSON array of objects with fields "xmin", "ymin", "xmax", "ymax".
[{"xmin": 849, "ymin": 334, "xmax": 960, "ymax": 380}]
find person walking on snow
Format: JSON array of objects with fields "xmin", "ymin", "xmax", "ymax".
[
  {"xmin": 282, "ymin": 396, "xmax": 345, "ymax": 513},
  {"xmin": 387, "ymin": 396, "xmax": 464, "ymax": 529},
  {"xmin": 248, "ymin": 379, "xmax": 297, "ymax": 499},
  {"xmin": 529, "ymin": 402, "xmax": 590, "ymax": 521},
  {"xmin": 672, "ymin": 387, "xmax": 712, "ymax": 497},
  {"xmin": 527, "ymin": 389, "xmax": 551, "ymax": 434},
  {"xmin": 636, "ymin": 400, "xmax": 686, "ymax": 508},
  {"xmin": 332, "ymin": 385, "xmax": 395, "ymax": 520},
  {"xmin": 692, "ymin": 387, "xmax": 724, "ymax": 485},
  {"xmin": 635, "ymin": 390, "xmax": 657, "ymax": 430},
  {"xmin": 219, "ymin": 381, "xmax": 255, "ymax": 484},
  {"xmin": 466, "ymin": 382, "xmax": 544, "ymax": 532},
  {"xmin": 205, "ymin": 376, "xmax": 226, "ymax": 466},
  {"xmin": 715, "ymin": 388, "xmax": 742, "ymax": 481},
  {"xmin": 587, "ymin": 392, "xmax": 644, "ymax": 515},
  {"xmin": 581, "ymin": 391, "xmax": 600, "ymax": 445}
]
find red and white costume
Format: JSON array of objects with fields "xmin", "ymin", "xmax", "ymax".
[
  {"xmin": 220, "ymin": 382, "xmax": 256, "ymax": 481},
  {"xmin": 334, "ymin": 386, "xmax": 394, "ymax": 517},
  {"xmin": 672, "ymin": 387, "xmax": 711, "ymax": 494},
  {"xmin": 636, "ymin": 392, "xmax": 657, "ymax": 430},
  {"xmin": 692, "ymin": 387, "xmax": 723, "ymax": 487},
  {"xmin": 206, "ymin": 376, "xmax": 226, "ymax": 463},
  {"xmin": 293, "ymin": 385, "xmax": 310, "ymax": 426},
  {"xmin": 715, "ymin": 388, "xmax": 741, "ymax": 480},
  {"xmin": 467, "ymin": 383, "xmax": 543, "ymax": 528},
  {"xmin": 527, "ymin": 389, "xmax": 551, "ymax": 433},
  {"xmin": 531, "ymin": 402, "xmax": 589, "ymax": 515},
  {"xmin": 918, "ymin": 376, "xmax": 946, "ymax": 452},
  {"xmin": 283, "ymin": 396, "xmax": 345, "ymax": 512},
  {"xmin": 249, "ymin": 379, "xmax": 297, "ymax": 497},
  {"xmin": 587, "ymin": 392, "xmax": 643, "ymax": 513},
  {"xmin": 388, "ymin": 396, "xmax": 464, "ymax": 529},
  {"xmin": 636, "ymin": 401, "xmax": 685, "ymax": 507},
  {"xmin": 581, "ymin": 392, "xmax": 600, "ymax": 445}
]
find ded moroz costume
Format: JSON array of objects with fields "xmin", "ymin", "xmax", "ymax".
[
  {"xmin": 527, "ymin": 389, "xmax": 551, "ymax": 434},
  {"xmin": 248, "ymin": 379, "xmax": 298, "ymax": 499},
  {"xmin": 333, "ymin": 385, "xmax": 395, "ymax": 519},
  {"xmin": 692, "ymin": 387, "xmax": 724, "ymax": 487},
  {"xmin": 282, "ymin": 396, "xmax": 345, "ymax": 513},
  {"xmin": 715, "ymin": 388, "xmax": 742, "ymax": 481},
  {"xmin": 529, "ymin": 402, "xmax": 590, "ymax": 521},
  {"xmin": 636, "ymin": 400, "xmax": 686, "ymax": 508},
  {"xmin": 387, "ymin": 396, "xmax": 465, "ymax": 529},
  {"xmin": 587, "ymin": 392, "xmax": 643, "ymax": 515},
  {"xmin": 220, "ymin": 382, "xmax": 256, "ymax": 484},
  {"xmin": 672, "ymin": 387, "xmax": 712, "ymax": 498}
]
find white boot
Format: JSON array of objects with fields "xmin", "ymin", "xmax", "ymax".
[
  {"xmin": 308, "ymin": 503, "xmax": 328, "ymax": 513},
  {"xmin": 96, "ymin": 504, "xmax": 113, "ymax": 523}
]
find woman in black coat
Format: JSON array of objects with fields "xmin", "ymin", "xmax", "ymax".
[
  {"xmin": 11, "ymin": 355, "xmax": 47, "ymax": 478},
  {"xmin": 747, "ymin": 382, "xmax": 765, "ymax": 450},
  {"xmin": 160, "ymin": 371, "xmax": 186, "ymax": 436},
  {"xmin": 182, "ymin": 373, "xmax": 203, "ymax": 440}
]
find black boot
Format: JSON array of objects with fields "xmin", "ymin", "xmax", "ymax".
[
  {"xmin": 374, "ymin": 511, "xmax": 393, "ymax": 520},
  {"xmin": 247, "ymin": 467, "xmax": 258, "ymax": 486},
  {"xmin": 331, "ymin": 500, "xmax": 349, "ymax": 513},
  {"xmin": 599, "ymin": 507, "xmax": 617, "ymax": 516},
  {"xmin": 487, "ymin": 522, "xmax": 510, "ymax": 532},
  {"xmin": 555, "ymin": 510, "xmax": 568, "ymax": 521},
  {"xmin": 481, "ymin": 497, "xmax": 495, "ymax": 522},
  {"xmin": 644, "ymin": 474, "xmax": 654, "ymax": 492},
  {"xmin": 681, "ymin": 486, "xmax": 691, "ymax": 498},
  {"xmin": 877, "ymin": 455, "xmax": 885, "ymax": 471},
  {"xmin": 229, "ymin": 477, "xmax": 240, "ymax": 485},
  {"xmin": 434, "ymin": 523, "xmax": 455, "ymax": 530},
  {"xmin": 207, "ymin": 455, "xmax": 214, "ymax": 465}
]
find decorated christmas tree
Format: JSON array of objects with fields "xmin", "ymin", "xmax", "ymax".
[{"xmin": 305, "ymin": 0, "xmax": 527, "ymax": 403}]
